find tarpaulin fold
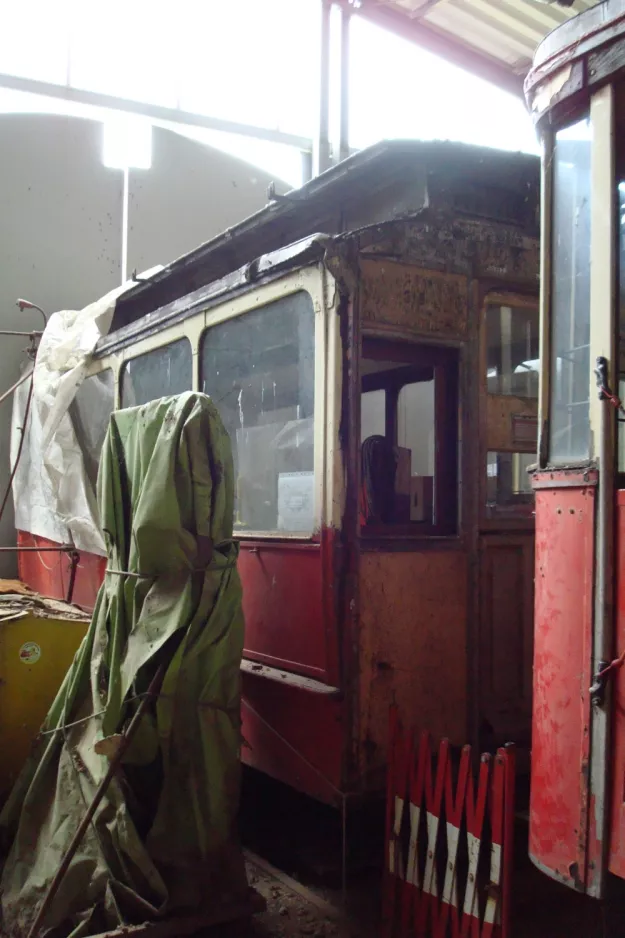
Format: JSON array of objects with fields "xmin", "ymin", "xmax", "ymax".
[
  {"xmin": 0, "ymin": 391, "xmax": 246, "ymax": 937},
  {"xmin": 12, "ymin": 268, "xmax": 160, "ymax": 556}
]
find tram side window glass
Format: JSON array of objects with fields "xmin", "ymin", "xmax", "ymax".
[
  {"xmin": 69, "ymin": 369, "xmax": 115, "ymax": 491},
  {"xmin": 486, "ymin": 305, "xmax": 539, "ymax": 399},
  {"xmin": 550, "ymin": 118, "xmax": 592, "ymax": 464},
  {"xmin": 397, "ymin": 381, "xmax": 435, "ymax": 475},
  {"xmin": 486, "ymin": 451, "xmax": 534, "ymax": 516},
  {"xmin": 120, "ymin": 338, "xmax": 193, "ymax": 407},
  {"xmin": 360, "ymin": 340, "xmax": 458, "ymax": 535},
  {"xmin": 201, "ymin": 291, "xmax": 315, "ymax": 535}
]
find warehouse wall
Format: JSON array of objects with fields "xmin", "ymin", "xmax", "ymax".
[{"xmin": 0, "ymin": 112, "xmax": 284, "ymax": 573}]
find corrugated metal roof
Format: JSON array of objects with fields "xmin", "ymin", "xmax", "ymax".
[{"xmin": 358, "ymin": 0, "xmax": 602, "ymax": 97}]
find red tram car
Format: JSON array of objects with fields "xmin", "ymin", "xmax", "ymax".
[
  {"xmin": 526, "ymin": 0, "xmax": 625, "ymax": 899},
  {"xmin": 15, "ymin": 140, "xmax": 540, "ymax": 807}
]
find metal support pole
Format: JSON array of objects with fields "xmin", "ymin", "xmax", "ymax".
[
  {"xmin": 300, "ymin": 149, "xmax": 313, "ymax": 185},
  {"xmin": 339, "ymin": 3, "xmax": 351, "ymax": 164},
  {"xmin": 314, "ymin": 0, "xmax": 332, "ymax": 177}
]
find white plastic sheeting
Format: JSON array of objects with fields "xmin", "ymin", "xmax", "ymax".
[{"xmin": 11, "ymin": 270, "xmax": 160, "ymax": 555}]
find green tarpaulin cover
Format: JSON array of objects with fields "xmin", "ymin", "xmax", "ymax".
[{"xmin": 0, "ymin": 392, "xmax": 247, "ymax": 936}]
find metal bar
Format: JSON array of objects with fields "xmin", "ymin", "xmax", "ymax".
[
  {"xmin": 121, "ymin": 166, "xmax": 129, "ymax": 285},
  {"xmin": 314, "ymin": 0, "xmax": 332, "ymax": 176},
  {"xmin": 0, "ymin": 330, "xmax": 43, "ymax": 337},
  {"xmin": 588, "ymin": 83, "xmax": 616, "ymax": 900},
  {"xmin": 245, "ymin": 850, "xmax": 345, "ymax": 924},
  {"xmin": 339, "ymin": 3, "xmax": 351, "ymax": 164},
  {"xmin": 0, "ymin": 72, "xmax": 313, "ymax": 152},
  {"xmin": 66, "ymin": 551, "xmax": 80, "ymax": 605},
  {"xmin": 300, "ymin": 149, "xmax": 314, "ymax": 184},
  {"xmin": 0, "ymin": 367, "xmax": 34, "ymax": 408},
  {"xmin": 26, "ymin": 659, "xmax": 167, "ymax": 938},
  {"xmin": 538, "ymin": 131, "xmax": 554, "ymax": 467},
  {"xmin": 501, "ymin": 743, "xmax": 516, "ymax": 938},
  {"xmin": 0, "ymin": 545, "xmax": 73, "ymax": 552}
]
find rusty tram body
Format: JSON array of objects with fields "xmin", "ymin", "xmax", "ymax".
[
  {"xmin": 525, "ymin": 0, "xmax": 625, "ymax": 899},
  {"xmin": 17, "ymin": 141, "xmax": 539, "ymax": 805}
]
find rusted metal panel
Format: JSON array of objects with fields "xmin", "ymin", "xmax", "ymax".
[
  {"xmin": 350, "ymin": 214, "xmax": 539, "ymax": 286},
  {"xmin": 531, "ymin": 468, "xmax": 598, "ymax": 489},
  {"xmin": 356, "ymin": 549, "xmax": 468, "ymax": 789},
  {"xmin": 359, "ymin": 258, "xmax": 468, "ymax": 338},
  {"xmin": 530, "ymin": 479, "xmax": 595, "ymax": 891},
  {"xmin": 17, "ymin": 530, "xmax": 104, "ymax": 612},
  {"xmin": 608, "ymin": 491, "xmax": 625, "ymax": 878}
]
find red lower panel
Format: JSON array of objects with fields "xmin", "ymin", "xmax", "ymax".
[
  {"xmin": 241, "ymin": 671, "xmax": 343, "ymax": 805},
  {"xmin": 17, "ymin": 530, "xmax": 345, "ymax": 803},
  {"xmin": 239, "ymin": 539, "xmax": 335, "ymax": 681},
  {"xmin": 608, "ymin": 493, "xmax": 625, "ymax": 878},
  {"xmin": 17, "ymin": 531, "xmax": 104, "ymax": 612},
  {"xmin": 529, "ymin": 481, "xmax": 594, "ymax": 891}
]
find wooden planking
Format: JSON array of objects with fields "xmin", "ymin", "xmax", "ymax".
[
  {"xmin": 356, "ymin": 549, "xmax": 468, "ymax": 784},
  {"xmin": 478, "ymin": 534, "xmax": 534, "ymax": 747},
  {"xmin": 359, "ymin": 258, "xmax": 468, "ymax": 338}
]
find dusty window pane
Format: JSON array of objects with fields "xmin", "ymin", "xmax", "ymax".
[
  {"xmin": 201, "ymin": 291, "xmax": 315, "ymax": 535},
  {"xmin": 486, "ymin": 451, "xmax": 534, "ymax": 515},
  {"xmin": 550, "ymin": 118, "xmax": 592, "ymax": 464},
  {"xmin": 120, "ymin": 338, "xmax": 192, "ymax": 407},
  {"xmin": 394, "ymin": 380, "xmax": 435, "ymax": 524},
  {"xmin": 486, "ymin": 305, "xmax": 539, "ymax": 399},
  {"xmin": 69, "ymin": 369, "xmax": 114, "ymax": 490},
  {"xmin": 397, "ymin": 380, "xmax": 435, "ymax": 476},
  {"xmin": 361, "ymin": 389, "xmax": 386, "ymax": 441}
]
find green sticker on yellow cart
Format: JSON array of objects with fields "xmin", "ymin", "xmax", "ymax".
[{"xmin": 19, "ymin": 642, "xmax": 41, "ymax": 665}]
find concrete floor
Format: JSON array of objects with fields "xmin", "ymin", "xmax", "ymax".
[{"xmin": 236, "ymin": 768, "xmax": 623, "ymax": 938}]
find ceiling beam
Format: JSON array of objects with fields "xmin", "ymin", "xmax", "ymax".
[
  {"xmin": 0, "ymin": 72, "xmax": 313, "ymax": 151},
  {"xmin": 356, "ymin": 2, "xmax": 526, "ymax": 99}
]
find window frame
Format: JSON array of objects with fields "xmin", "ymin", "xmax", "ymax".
[
  {"xmin": 359, "ymin": 337, "xmax": 459, "ymax": 538},
  {"xmin": 119, "ymin": 335, "xmax": 194, "ymax": 408},
  {"xmin": 199, "ymin": 288, "xmax": 321, "ymax": 540},
  {"xmin": 479, "ymin": 291, "xmax": 539, "ymax": 527},
  {"xmin": 484, "ymin": 298, "xmax": 540, "ymax": 403},
  {"xmin": 86, "ymin": 266, "xmax": 336, "ymax": 544}
]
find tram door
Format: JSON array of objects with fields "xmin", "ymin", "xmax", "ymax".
[{"xmin": 478, "ymin": 295, "xmax": 538, "ymax": 754}]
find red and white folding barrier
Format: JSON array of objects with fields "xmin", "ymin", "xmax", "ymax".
[{"xmin": 382, "ymin": 707, "xmax": 515, "ymax": 938}]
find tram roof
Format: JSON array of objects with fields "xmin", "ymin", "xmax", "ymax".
[{"xmin": 112, "ymin": 139, "xmax": 539, "ymax": 334}]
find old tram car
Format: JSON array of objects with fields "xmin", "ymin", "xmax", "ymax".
[
  {"xmin": 18, "ymin": 141, "xmax": 539, "ymax": 805},
  {"xmin": 525, "ymin": 0, "xmax": 625, "ymax": 899}
]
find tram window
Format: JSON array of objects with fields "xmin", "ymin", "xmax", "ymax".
[
  {"xmin": 397, "ymin": 381, "xmax": 435, "ymax": 475},
  {"xmin": 549, "ymin": 118, "xmax": 592, "ymax": 464},
  {"xmin": 486, "ymin": 451, "xmax": 534, "ymax": 517},
  {"xmin": 201, "ymin": 291, "xmax": 315, "ymax": 536},
  {"xmin": 486, "ymin": 305, "xmax": 539, "ymax": 399},
  {"xmin": 120, "ymin": 338, "xmax": 192, "ymax": 407},
  {"xmin": 69, "ymin": 369, "xmax": 114, "ymax": 491},
  {"xmin": 360, "ymin": 339, "xmax": 458, "ymax": 535}
]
